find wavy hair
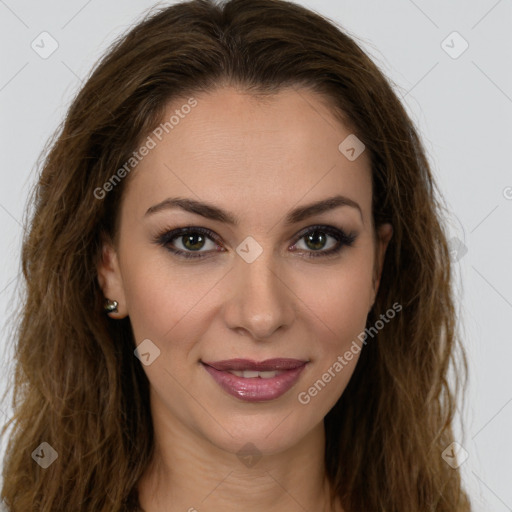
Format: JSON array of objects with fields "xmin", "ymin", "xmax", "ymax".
[{"xmin": 1, "ymin": 0, "xmax": 470, "ymax": 510}]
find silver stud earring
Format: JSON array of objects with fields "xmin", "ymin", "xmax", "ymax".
[{"xmin": 104, "ymin": 298, "xmax": 119, "ymax": 313}]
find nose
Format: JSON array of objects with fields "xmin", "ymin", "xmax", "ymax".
[{"xmin": 222, "ymin": 250, "xmax": 296, "ymax": 341}]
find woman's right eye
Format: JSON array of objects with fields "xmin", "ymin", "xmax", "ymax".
[{"xmin": 154, "ymin": 227, "xmax": 222, "ymax": 259}]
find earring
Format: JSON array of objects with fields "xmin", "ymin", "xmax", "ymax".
[{"xmin": 104, "ymin": 298, "xmax": 119, "ymax": 313}]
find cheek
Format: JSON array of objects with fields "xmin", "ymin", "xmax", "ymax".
[
  {"xmin": 295, "ymin": 256, "xmax": 374, "ymax": 340},
  {"xmin": 293, "ymin": 267, "xmax": 372, "ymax": 412},
  {"xmin": 120, "ymin": 247, "xmax": 215, "ymax": 345},
  {"xmin": 122, "ymin": 259, "xmax": 212, "ymax": 404}
]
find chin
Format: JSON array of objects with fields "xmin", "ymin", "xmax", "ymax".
[{"xmin": 194, "ymin": 400, "xmax": 325, "ymax": 459}]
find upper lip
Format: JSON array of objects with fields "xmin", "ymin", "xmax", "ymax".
[{"xmin": 202, "ymin": 358, "xmax": 308, "ymax": 371}]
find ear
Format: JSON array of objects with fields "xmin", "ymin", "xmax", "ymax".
[
  {"xmin": 370, "ymin": 222, "xmax": 393, "ymax": 310},
  {"xmin": 97, "ymin": 234, "xmax": 128, "ymax": 319}
]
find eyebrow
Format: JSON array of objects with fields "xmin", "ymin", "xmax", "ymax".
[{"xmin": 145, "ymin": 194, "xmax": 363, "ymax": 225}]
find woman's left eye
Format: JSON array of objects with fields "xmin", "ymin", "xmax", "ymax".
[
  {"xmin": 290, "ymin": 226, "xmax": 357, "ymax": 258},
  {"xmin": 154, "ymin": 225, "xmax": 357, "ymax": 260}
]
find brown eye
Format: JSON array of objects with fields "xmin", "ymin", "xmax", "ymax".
[
  {"xmin": 291, "ymin": 225, "xmax": 357, "ymax": 259},
  {"xmin": 155, "ymin": 226, "xmax": 221, "ymax": 259},
  {"xmin": 180, "ymin": 232, "xmax": 208, "ymax": 251},
  {"xmin": 302, "ymin": 230, "xmax": 333, "ymax": 251}
]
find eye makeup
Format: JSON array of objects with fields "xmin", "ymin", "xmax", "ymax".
[{"xmin": 152, "ymin": 224, "xmax": 358, "ymax": 260}]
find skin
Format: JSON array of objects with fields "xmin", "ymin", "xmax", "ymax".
[{"xmin": 97, "ymin": 85, "xmax": 393, "ymax": 512}]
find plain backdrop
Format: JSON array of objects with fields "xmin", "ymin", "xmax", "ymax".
[{"xmin": 0, "ymin": 0, "xmax": 511, "ymax": 510}]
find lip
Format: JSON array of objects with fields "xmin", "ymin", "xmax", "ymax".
[
  {"xmin": 203, "ymin": 358, "xmax": 307, "ymax": 371},
  {"xmin": 201, "ymin": 358, "xmax": 308, "ymax": 402}
]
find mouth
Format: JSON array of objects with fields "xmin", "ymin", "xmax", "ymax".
[{"xmin": 201, "ymin": 358, "xmax": 308, "ymax": 402}]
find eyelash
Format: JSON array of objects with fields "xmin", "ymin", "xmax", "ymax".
[{"xmin": 153, "ymin": 225, "xmax": 357, "ymax": 260}]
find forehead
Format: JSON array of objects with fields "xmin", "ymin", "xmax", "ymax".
[{"xmin": 122, "ymin": 86, "xmax": 373, "ymax": 225}]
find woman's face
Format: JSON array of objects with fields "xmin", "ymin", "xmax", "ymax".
[{"xmin": 98, "ymin": 86, "xmax": 392, "ymax": 457}]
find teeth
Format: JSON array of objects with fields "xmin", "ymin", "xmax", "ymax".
[
  {"xmin": 228, "ymin": 370, "xmax": 280, "ymax": 379},
  {"xmin": 259, "ymin": 371, "xmax": 278, "ymax": 379}
]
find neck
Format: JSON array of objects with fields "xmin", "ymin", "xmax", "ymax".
[{"xmin": 137, "ymin": 404, "xmax": 342, "ymax": 512}]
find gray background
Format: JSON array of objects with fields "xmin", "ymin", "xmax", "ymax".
[{"xmin": 1, "ymin": 0, "xmax": 511, "ymax": 510}]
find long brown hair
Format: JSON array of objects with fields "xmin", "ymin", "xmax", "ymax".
[{"xmin": 1, "ymin": 0, "xmax": 471, "ymax": 510}]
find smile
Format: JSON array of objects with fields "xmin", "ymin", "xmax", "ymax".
[{"xmin": 201, "ymin": 358, "xmax": 308, "ymax": 402}]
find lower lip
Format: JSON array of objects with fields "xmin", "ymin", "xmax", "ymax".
[{"xmin": 201, "ymin": 363, "xmax": 307, "ymax": 402}]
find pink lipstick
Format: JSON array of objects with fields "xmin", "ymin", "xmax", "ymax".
[{"xmin": 201, "ymin": 358, "xmax": 307, "ymax": 402}]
